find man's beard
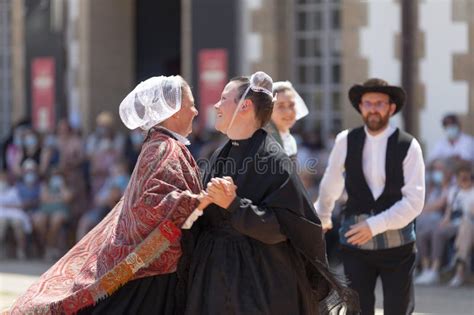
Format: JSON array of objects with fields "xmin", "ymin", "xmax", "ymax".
[{"xmin": 363, "ymin": 112, "xmax": 390, "ymax": 132}]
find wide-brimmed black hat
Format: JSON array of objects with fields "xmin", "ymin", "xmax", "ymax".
[{"xmin": 348, "ymin": 78, "xmax": 406, "ymax": 114}]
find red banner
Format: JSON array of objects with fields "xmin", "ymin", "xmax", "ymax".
[
  {"xmin": 198, "ymin": 49, "xmax": 228, "ymax": 129},
  {"xmin": 32, "ymin": 57, "xmax": 55, "ymax": 131}
]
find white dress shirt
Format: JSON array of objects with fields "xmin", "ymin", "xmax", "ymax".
[
  {"xmin": 314, "ymin": 125, "xmax": 425, "ymax": 236},
  {"xmin": 428, "ymin": 133, "xmax": 474, "ymax": 163}
]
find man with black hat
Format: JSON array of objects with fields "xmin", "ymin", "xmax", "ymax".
[{"xmin": 315, "ymin": 78, "xmax": 425, "ymax": 315}]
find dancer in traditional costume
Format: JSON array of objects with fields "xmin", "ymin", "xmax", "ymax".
[
  {"xmin": 266, "ymin": 80, "xmax": 308, "ymax": 159},
  {"xmin": 8, "ymin": 76, "xmax": 210, "ymax": 314},
  {"xmin": 178, "ymin": 72, "xmax": 359, "ymax": 315}
]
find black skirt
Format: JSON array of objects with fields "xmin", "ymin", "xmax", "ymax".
[
  {"xmin": 77, "ymin": 273, "xmax": 177, "ymax": 315},
  {"xmin": 184, "ymin": 227, "xmax": 316, "ymax": 315}
]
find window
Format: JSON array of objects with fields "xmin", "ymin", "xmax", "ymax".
[
  {"xmin": 332, "ymin": 64, "xmax": 340, "ymax": 84},
  {"xmin": 311, "ymin": 38, "xmax": 322, "ymax": 57},
  {"xmin": 297, "ymin": 12, "xmax": 307, "ymax": 31},
  {"xmin": 298, "ymin": 39, "xmax": 306, "ymax": 57},
  {"xmin": 294, "ymin": 1, "xmax": 342, "ymax": 138},
  {"xmin": 298, "ymin": 65, "xmax": 307, "ymax": 84}
]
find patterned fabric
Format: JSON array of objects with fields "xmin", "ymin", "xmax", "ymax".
[
  {"xmin": 339, "ymin": 214, "xmax": 415, "ymax": 250},
  {"xmin": 6, "ymin": 129, "xmax": 202, "ymax": 315}
]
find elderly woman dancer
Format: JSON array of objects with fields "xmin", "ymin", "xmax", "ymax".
[{"xmin": 7, "ymin": 76, "xmax": 210, "ymax": 314}]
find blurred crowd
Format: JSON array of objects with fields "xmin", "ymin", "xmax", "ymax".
[
  {"xmin": 1, "ymin": 111, "xmax": 473, "ymax": 287},
  {"xmin": 0, "ymin": 112, "xmax": 137, "ymax": 261}
]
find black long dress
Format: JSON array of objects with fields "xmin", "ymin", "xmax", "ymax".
[
  {"xmin": 77, "ymin": 274, "xmax": 177, "ymax": 315},
  {"xmin": 178, "ymin": 129, "xmax": 359, "ymax": 315}
]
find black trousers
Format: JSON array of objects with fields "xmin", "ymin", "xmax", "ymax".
[{"xmin": 341, "ymin": 243, "xmax": 416, "ymax": 315}]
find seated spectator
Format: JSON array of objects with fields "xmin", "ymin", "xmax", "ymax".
[
  {"xmin": 89, "ymin": 135, "xmax": 121, "ymax": 196},
  {"xmin": 415, "ymin": 164, "xmax": 474, "ymax": 285},
  {"xmin": 56, "ymin": 119, "xmax": 87, "ymax": 221},
  {"xmin": 39, "ymin": 132, "xmax": 60, "ymax": 176},
  {"xmin": 33, "ymin": 169, "xmax": 72, "ymax": 261},
  {"xmin": 18, "ymin": 129, "xmax": 43, "ymax": 176},
  {"xmin": 76, "ymin": 160, "xmax": 130, "ymax": 239},
  {"xmin": 85, "ymin": 111, "xmax": 125, "ymax": 160},
  {"xmin": 448, "ymin": 167, "xmax": 474, "ymax": 287},
  {"xmin": 416, "ymin": 159, "xmax": 451, "ymax": 273},
  {"xmin": 4, "ymin": 124, "xmax": 28, "ymax": 176},
  {"xmin": 428, "ymin": 113, "xmax": 474, "ymax": 165},
  {"xmin": 0, "ymin": 171, "xmax": 31, "ymax": 260},
  {"xmin": 16, "ymin": 159, "xmax": 41, "ymax": 215}
]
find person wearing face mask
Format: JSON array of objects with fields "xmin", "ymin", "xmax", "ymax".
[
  {"xmin": 266, "ymin": 81, "xmax": 308, "ymax": 160},
  {"xmin": 85, "ymin": 111, "xmax": 126, "ymax": 160},
  {"xmin": 39, "ymin": 132, "xmax": 60, "ymax": 176},
  {"xmin": 3, "ymin": 123, "xmax": 29, "ymax": 176},
  {"xmin": 56, "ymin": 119, "xmax": 87, "ymax": 231},
  {"xmin": 7, "ymin": 128, "xmax": 40, "ymax": 178},
  {"xmin": 415, "ymin": 165, "xmax": 474, "ymax": 285},
  {"xmin": 21, "ymin": 130, "xmax": 41, "ymax": 163},
  {"xmin": 89, "ymin": 135, "xmax": 121, "ymax": 197},
  {"xmin": 428, "ymin": 114, "xmax": 474, "ymax": 164},
  {"xmin": 0, "ymin": 171, "xmax": 31, "ymax": 260},
  {"xmin": 448, "ymin": 167, "xmax": 474, "ymax": 287},
  {"xmin": 414, "ymin": 159, "xmax": 452, "ymax": 283},
  {"xmin": 15, "ymin": 159, "xmax": 41, "ymax": 216},
  {"xmin": 33, "ymin": 169, "xmax": 72, "ymax": 261}
]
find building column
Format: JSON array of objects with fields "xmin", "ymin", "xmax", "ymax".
[
  {"xmin": 77, "ymin": 0, "xmax": 135, "ymax": 133},
  {"xmin": 453, "ymin": 0, "xmax": 474, "ymax": 135},
  {"xmin": 11, "ymin": 0, "xmax": 26, "ymax": 125},
  {"xmin": 341, "ymin": 0, "xmax": 369, "ymax": 129}
]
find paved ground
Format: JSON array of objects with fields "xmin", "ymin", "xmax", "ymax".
[{"xmin": 0, "ymin": 259, "xmax": 473, "ymax": 314}]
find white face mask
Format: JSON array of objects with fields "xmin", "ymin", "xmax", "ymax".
[
  {"xmin": 99, "ymin": 139, "xmax": 113, "ymax": 151},
  {"xmin": 24, "ymin": 135, "xmax": 38, "ymax": 149},
  {"xmin": 24, "ymin": 173, "xmax": 37, "ymax": 185},
  {"xmin": 49, "ymin": 175, "xmax": 64, "ymax": 190},
  {"xmin": 444, "ymin": 125, "xmax": 460, "ymax": 140},
  {"xmin": 431, "ymin": 170, "xmax": 444, "ymax": 185}
]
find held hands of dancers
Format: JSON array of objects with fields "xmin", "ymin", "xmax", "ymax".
[
  {"xmin": 344, "ymin": 220, "xmax": 373, "ymax": 246},
  {"xmin": 206, "ymin": 177, "xmax": 237, "ymax": 209},
  {"xmin": 197, "ymin": 191, "xmax": 212, "ymax": 211}
]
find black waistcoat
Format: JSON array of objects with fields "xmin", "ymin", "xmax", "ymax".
[{"xmin": 344, "ymin": 126, "xmax": 413, "ymax": 216}]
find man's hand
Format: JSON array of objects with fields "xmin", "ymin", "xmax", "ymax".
[
  {"xmin": 207, "ymin": 177, "xmax": 237, "ymax": 209},
  {"xmin": 345, "ymin": 221, "xmax": 373, "ymax": 246}
]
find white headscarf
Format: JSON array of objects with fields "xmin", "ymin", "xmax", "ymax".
[
  {"xmin": 272, "ymin": 81, "xmax": 309, "ymax": 120},
  {"xmin": 227, "ymin": 71, "xmax": 273, "ymax": 132},
  {"xmin": 119, "ymin": 76, "xmax": 183, "ymax": 130}
]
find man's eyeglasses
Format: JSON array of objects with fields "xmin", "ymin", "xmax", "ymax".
[{"xmin": 360, "ymin": 101, "xmax": 390, "ymax": 110}]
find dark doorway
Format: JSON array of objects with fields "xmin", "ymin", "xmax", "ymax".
[{"xmin": 135, "ymin": 0, "xmax": 181, "ymax": 82}]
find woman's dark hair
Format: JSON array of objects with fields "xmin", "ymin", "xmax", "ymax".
[{"xmin": 230, "ymin": 76, "xmax": 273, "ymax": 127}]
